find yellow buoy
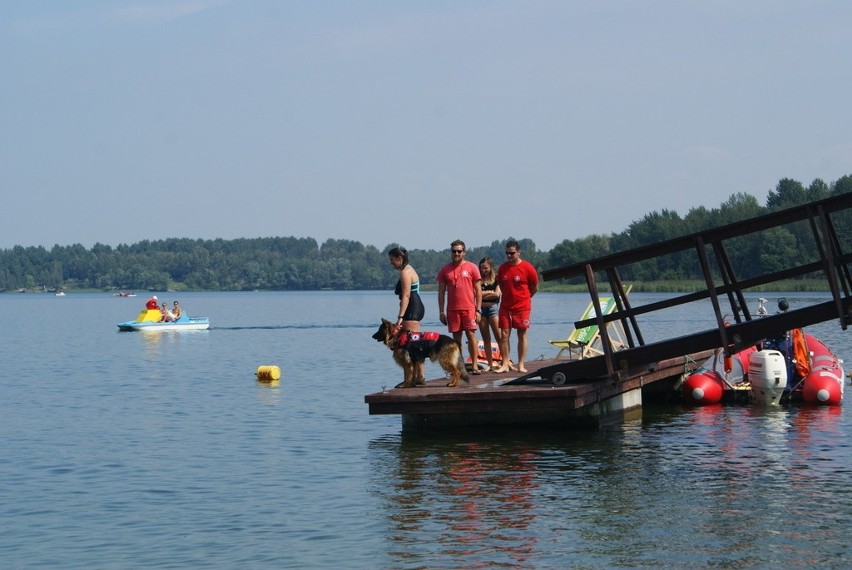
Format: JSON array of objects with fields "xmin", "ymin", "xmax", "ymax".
[{"xmin": 256, "ymin": 365, "xmax": 281, "ymax": 382}]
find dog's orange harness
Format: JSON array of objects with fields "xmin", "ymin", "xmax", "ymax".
[
  {"xmin": 391, "ymin": 330, "xmax": 439, "ymax": 349},
  {"xmin": 390, "ymin": 330, "xmax": 442, "ymax": 361}
]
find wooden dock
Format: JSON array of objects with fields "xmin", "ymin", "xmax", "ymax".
[
  {"xmin": 366, "ymin": 193, "xmax": 852, "ymax": 431},
  {"xmin": 364, "ymin": 349, "xmax": 714, "ymax": 430}
]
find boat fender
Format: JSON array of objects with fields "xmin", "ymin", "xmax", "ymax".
[
  {"xmin": 682, "ymin": 371, "xmax": 724, "ymax": 405},
  {"xmin": 802, "ymin": 369, "xmax": 842, "ymax": 405}
]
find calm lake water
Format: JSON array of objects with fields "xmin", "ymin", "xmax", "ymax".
[{"xmin": 1, "ymin": 291, "xmax": 851, "ymax": 568}]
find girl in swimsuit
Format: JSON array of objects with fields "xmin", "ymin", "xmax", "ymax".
[{"xmin": 478, "ymin": 257, "xmax": 502, "ymax": 371}]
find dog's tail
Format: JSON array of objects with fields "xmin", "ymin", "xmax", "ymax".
[{"xmin": 458, "ymin": 351, "xmax": 470, "ymax": 383}]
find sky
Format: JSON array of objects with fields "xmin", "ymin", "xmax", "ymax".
[{"xmin": 2, "ymin": 1, "xmax": 851, "ymax": 253}]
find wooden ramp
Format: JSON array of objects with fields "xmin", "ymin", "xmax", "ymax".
[
  {"xmin": 513, "ymin": 297, "xmax": 852, "ymax": 387},
  {"xmin": 538, "ymin": 192, "xmax": 852, "ymax": 383}
]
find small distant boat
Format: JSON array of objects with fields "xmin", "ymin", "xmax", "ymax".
[
  {"xmin": 55, "ymin": 291, "xmax": 66, "ymax": 297},
  {"xmin": 117, "ymin": 308, "xmax": 209, "ymax": 332},
  {"xmin": 114, "ymin": 292, "xmax": 136, "ymax": 297}
]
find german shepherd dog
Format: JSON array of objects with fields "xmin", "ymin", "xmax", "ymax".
[{"xmin": 372, "ymin": 318, "xmax": 470, "ymax": 388}]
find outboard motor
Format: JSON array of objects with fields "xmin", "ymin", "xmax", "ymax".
[
  {"xmin": 759, "ymin": 298, "xmax": 799, "ymax": 392},
  {"xmin": 749, "ymin": 349, "xmax": 788, "ymax": 405}
]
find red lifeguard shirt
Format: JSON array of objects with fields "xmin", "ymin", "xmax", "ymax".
[
  {"xmin": 496, "ymin": 260, "xmax": 538, "ymax": 311},
  {"xmin": 436, "ymin": 261, "xmax": 481, "ymax": 310}
]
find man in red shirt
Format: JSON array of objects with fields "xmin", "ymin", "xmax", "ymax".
[
  {"xmin": 493, "ymin": 239, "xmax": 538, "ymax": 374},
  {"xmin": 436, "ymin": 239, "xmax": 483, "ymax": 373}
]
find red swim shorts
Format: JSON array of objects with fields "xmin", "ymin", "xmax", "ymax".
[
  {"xmin": 498, "ymin": 308, "xmax": 531, "ymax": 330},
  {"xmin": 446, "ymin": 308, "xmax": 477, "ymax": 333}
]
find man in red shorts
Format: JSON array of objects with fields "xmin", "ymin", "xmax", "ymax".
[
  {"xmin": 493, "ymin": 239, "xmax": 538, "ymax": 374},
  {"xmin": 436, "ymin": 239, "xmax": 483, "ymax": 373}
]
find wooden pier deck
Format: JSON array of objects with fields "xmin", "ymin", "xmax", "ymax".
[{"xmin": 364, "ymin": 349, "xmax": 714, "ymax": 429}]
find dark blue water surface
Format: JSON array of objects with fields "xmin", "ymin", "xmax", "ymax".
[{"xmin": 1, "ymin": 291, "xmax": 850, "ymax": 568}]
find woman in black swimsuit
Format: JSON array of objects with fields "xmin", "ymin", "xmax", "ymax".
[
  {"xmin": 388, "ymin": 246, "xmax": 425, "ymax": 380},
  {"xmin": 388, "ymin": 246, "xmax": 424, "ymax": 330}
]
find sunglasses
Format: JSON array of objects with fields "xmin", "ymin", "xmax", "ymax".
[
  {"xmin": 451, "ymin": 249, "xmax": 464, "ymax": 254},
  {"xmin": 505, "ymin": 251, "xmax": 518, "ymax": 256}
]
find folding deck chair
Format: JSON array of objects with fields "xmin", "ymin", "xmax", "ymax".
[{"xmin": 549, "ymin": 292, "xmax": 629, "ymax": 359}]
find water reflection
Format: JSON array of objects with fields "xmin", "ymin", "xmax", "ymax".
[
  {"xmin": 649, "ymin": 405, "xmax": 852, "ymax": 566},
  {"xmin": 140, "ymin": 329, "xmax": 181, "ymax": 349},
  {"xmin": 369, "ymin": 433, "xmax": 541, "ymax": 567},
  {"xmin": 256, "ymin": 380, "xmax": 282, "ymax": 406},
  {"xmin": 369, "ymin": 406, "xmax": 852, "ymax": 568}
]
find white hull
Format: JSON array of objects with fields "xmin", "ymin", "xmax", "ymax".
[
  {"xmin": 125, "ymin": 322, "xmax": 209, "ymax": 331},
  {"xmin": 117, "ymin": 318, "xmax": 210, "ymax": 332}
]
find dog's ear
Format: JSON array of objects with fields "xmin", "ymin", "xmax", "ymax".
[
  {"xmin": 372, "ymin": 322, "xmax": 386, "ymax": 341},
  {"xmin": 381, "ymin": 317, "xmax": 392, "ymax": 326}
]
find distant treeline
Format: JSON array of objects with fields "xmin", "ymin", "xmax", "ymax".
[{"xmin": 2, "ymin": 176, "xmax": 851, "ymax": 292}]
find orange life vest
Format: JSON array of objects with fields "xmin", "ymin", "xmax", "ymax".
[{"xmin": 791, "ymin": 328, "xmax": 810, "ymax": 378}]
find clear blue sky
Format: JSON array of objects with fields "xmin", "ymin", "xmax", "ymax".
[{"xmin": 3, "ymin": 1, "xmax": 850, "ymax": 252}]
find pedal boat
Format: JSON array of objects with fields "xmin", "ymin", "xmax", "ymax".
[{"xmin": 117, "ymin": 308, "xmax": 210, "ymax": 332}]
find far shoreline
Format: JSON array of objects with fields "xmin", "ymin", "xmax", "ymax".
[{"xmin": 3, "ymin": 279, "xmax": 832, "ymax": 295}]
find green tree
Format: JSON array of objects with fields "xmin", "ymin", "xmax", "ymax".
[
  {"xmin": 1, "ymin": 175, "xmax": 849, "ymax": 290},
  {"xmin": 755, "ymin": 227, "xmax": 799, "ymax": 276},
  {"xmin": 767, "ymin": 178, "xmax": 807, "ymax": 209}
]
